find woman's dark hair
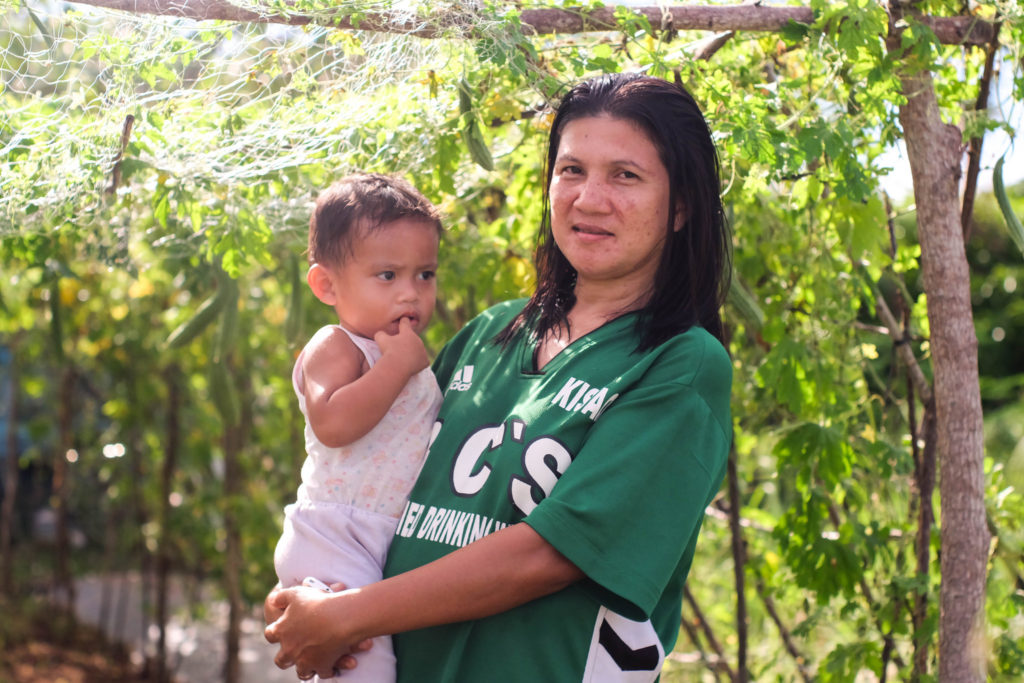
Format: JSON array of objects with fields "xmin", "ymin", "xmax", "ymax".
[
  {"xmin": 308, "ymin": 173, "xmax": 442, "ymax": 267},
  {"xmin": 497, "ymin": 72, "xmax": 730, "ymax": 349}
]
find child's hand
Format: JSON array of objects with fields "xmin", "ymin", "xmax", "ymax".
[{"xmin": 374, "ymin": 317, "xmax": 429, "ymax": 378}]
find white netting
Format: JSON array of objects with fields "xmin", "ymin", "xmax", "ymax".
[{"xmin": 1, "ymin": 0, "xmax": 528, "ymax": 229}]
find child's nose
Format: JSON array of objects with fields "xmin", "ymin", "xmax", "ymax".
[{"xmin": 396, "ymin": 280, "xmax": 418, "ymax": 302}]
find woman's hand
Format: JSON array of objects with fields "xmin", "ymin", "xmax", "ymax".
[
  {"xmin": 263, "ymin": 583, "xmax": 287, "ymax": 626},
  {"xmin": 265, "ymin": 524, "xmax": 580, "ymax": 677},
  {"xmin": 264, "ymin": 584, "xmax": 371, "ymax": 678}
]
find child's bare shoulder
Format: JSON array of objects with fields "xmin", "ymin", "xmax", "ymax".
[
  {"xmin": 306, "ymin": 325, "xmax": 355, "ymax": 350},
  {"xmin": 301, "ymin": 326, "xmax": 365, "ymax": 385}
]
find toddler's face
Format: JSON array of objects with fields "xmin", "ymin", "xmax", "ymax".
[{"xmin": 326, "ymin": 218, "xmax": 439, "ymax": 339}]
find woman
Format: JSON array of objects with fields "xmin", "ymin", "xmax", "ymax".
[{"xmin": 265, "ymin": 72, "xmax": 732, "ymax": 682}]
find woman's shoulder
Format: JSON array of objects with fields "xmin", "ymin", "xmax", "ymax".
[
  {"xmin": 456, "ymin": 298, "xmax": 530, "ymax": 338},
  {"xmin": 477, "ymin": 298, "xmax": 530, "ymax": 325},
  {"xmin": 434, "ymin": 299, "xmax": 528, "ymax": 371},
  {"xmin": 646, "ymin": 325, "xmax": 732, "ymax": 394}
]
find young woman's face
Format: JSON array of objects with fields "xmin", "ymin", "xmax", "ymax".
[
  {"xmin": 323, "ymin": 218, "xmax": 439, "ymax": 339},
  {"xmin": 549, "ymin": 114, "xmax": 679, "ymax": 298}
]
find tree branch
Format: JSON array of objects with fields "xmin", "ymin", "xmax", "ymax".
[
  {"xmin": 960, "ymin": 23, "xmax": 1002, "ymax": 241},
  {"xmin": 66, "ymin": 1, "xmax": 997, "ymax": 46},
  {"xmin": 875, "ymin": 198, "xmax": 935, "ymax": 406},
  {"xmin": 825, "ymin": 498, "xmax": 906, "ymax": 670},
  {"xmin": 684, "ymin": 585, "xmax": 737, "ymax": 682},
  {"xmin": 726, "ymin": 447, "xmax": 749, "ymax": 683},
  {"xmin": 873, "ymin": 287, "xmax": 933, "ymax": 406},
  {"xmin": 691, "ymin": 30, "xmax": 736, "ymax": 61},
  {"xmin": 912, "ymin": 402, "xmax": 938, "ymax": 681},
  {"xmin": 524, "ymin": 5, "xmax": 993, "ymax": 45},
  {"xmin": 676, "ymin": 615, "xmax": 725, "ymax": 682},
  {"xmin": 754, "ymin": 579, "xmax": 813, "ymax": 683}
]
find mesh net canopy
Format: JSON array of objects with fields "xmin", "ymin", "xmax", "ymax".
[{"xmin": 1, "ymin": 0, "xmax": 536, "ymax": 233}]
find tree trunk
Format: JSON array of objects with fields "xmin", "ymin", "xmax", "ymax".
[
  {"xmin": 898, "ymin": 67, "xmax": 989, "ymax": 683},
  {"xmin": 223, "ymin": 418, "xmax": 243, "ymax": 683},
  {"xmin": 54, "ymin": 366, "xmax": 76, "ymax": 609},
  {"xmin": 156, "ymin": 366, "xmax": 181, "ymax": 683},
  {"xmin": 126, "ymin": 377, "xmax": 153, "ymax": 674},
  {"xmin": 1, "ymin": 336, "xmax": 21, "ymax": 596}
]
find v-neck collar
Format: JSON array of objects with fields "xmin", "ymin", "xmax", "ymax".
[{"xmin": 518, "ymin": 312, "xmax": 638, "ymax": 376}]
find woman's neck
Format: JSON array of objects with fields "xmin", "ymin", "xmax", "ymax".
[
  {"xmin": 570, "ymin": 278, "xmax": 650, "ymax": 327},
  {"xmin": 534, "ymin": 281, "xmax": 647, "ymax": 370}
]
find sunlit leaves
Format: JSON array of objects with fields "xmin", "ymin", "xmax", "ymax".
[
  {"xmin": 775, "ymin": 422, "xmax": 854, "ymax": 491},
  {"xmin": 775, "ymin": 487, "xmax": 862, "ymax": 601}
]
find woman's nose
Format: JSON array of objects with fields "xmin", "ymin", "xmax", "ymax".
[{"xmin": 574, "ymin": 177, "xmax": 609, "ymax": 212}]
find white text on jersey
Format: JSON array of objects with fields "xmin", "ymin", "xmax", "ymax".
[
  {"xmin": 551, "ymin": 376, "xmax": 618, "ymax": 420},
  {"xmin": 395, "ymin": 500, "xmax": 508, "ymax": 548}
]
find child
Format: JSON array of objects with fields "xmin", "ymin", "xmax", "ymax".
[{"xmin": 273, "ymin": 173, "xmax": 443, "ymax": 682}]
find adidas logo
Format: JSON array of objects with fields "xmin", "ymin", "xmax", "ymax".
[{"xmin": 448, "ymin": 365, "xmax": 474, "ymax": 392}]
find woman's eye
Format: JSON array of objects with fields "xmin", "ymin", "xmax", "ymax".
[
  {"xmin": 559, "ymin": 164, "xmax": 583, "ymax": 175},
  {"xmin": 377, "ymin": 271, "xmax": 396, "ymax": 281},
  {"xmin": 619, "ymin": 170, "xmax": 639, "ymax": 180}
]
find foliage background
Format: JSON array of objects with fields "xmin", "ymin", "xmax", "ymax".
[{"xmin": 2, "ymin": 0, "xmax": 1024, "ymax": 680}]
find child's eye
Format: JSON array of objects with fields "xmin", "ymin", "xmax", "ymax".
[
  {"xmin": 377, "ymin": 271, "xmax": 396, "ymax": 281},
  {"xmin": 418, "ymin": 270, "xmax": 436, "ymax": 281}
]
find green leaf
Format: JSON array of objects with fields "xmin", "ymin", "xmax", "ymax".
[
  {"xmin": 758, "ymin": 339, "xmax": 810, "ymax": 414},
  {"xmin": 153, "ymin": 190, "xmax": 170, "ymax": 230},
  {"xmin": 994, "ymin": 155, "xmax": 1024, "ymax": 259},
  {"xmin": 22, "ymin": 0, "xmax": 54, "ymax": 50},
  {"xmin": 774, "ymin": 422, "xmax": 852, "ymax": 487},
  {"xmin": 780, "ymin": 18, "xmax": 810, "ymax": 46}
]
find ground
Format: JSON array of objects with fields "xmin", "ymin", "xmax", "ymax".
[{"xmin": 0, "ymin": 596, "xmax": 148, "ymax": 683}]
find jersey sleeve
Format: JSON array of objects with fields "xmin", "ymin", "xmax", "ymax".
[{"xmin": 523, "ymin": 336, "xmax": 732, "ymax": 619}]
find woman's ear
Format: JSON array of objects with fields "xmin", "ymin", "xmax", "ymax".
[
  {"xmin": 307, "ymin": 264, "xmax": 337, "ymax": 305},
  {"xmin": 672, "ymin": 201, "xmax": 688, "ymax": 233}
]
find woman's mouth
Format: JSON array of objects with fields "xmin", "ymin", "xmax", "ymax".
[{"xmin": 572, "ymin": 224, "xmax": 613, "ymax": 240}]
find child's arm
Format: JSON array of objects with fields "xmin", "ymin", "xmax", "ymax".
[{"xmin": 302, "ymin": 318, "xmax": 429, "ymax": 447}]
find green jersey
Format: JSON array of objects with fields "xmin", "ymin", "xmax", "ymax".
[{"xmin": 384, "ymin": 300, "xmax": 732, "ymax": 682}]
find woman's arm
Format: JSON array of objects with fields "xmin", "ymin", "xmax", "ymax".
[{"xmin": 265, "ymin": 521, "xmax": 583, "ymax": 677}]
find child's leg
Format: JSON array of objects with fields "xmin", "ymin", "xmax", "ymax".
[{"xmin": 275, "ymin": 502, "xmax": 400, "ymax": 683}]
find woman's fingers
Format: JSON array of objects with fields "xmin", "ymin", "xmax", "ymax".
[
  {"xmin": 265, "ymin": 589, "xmax": 295, "ymax": 670},
  {"xmin": 264, "ymin": 585, "xmax": 287, "ymax": 625},
  {"xmin": 272, "ymin": 645, "xmax": 293, "ymax": 669},
  {"xmin": 264, "ymin": 586, "xmax": 368, "ymax": 677}
]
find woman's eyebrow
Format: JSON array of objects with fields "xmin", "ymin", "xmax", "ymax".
[{"xmin": 556, "ymin": 153, "xmax": 648, "ymax": 172}]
